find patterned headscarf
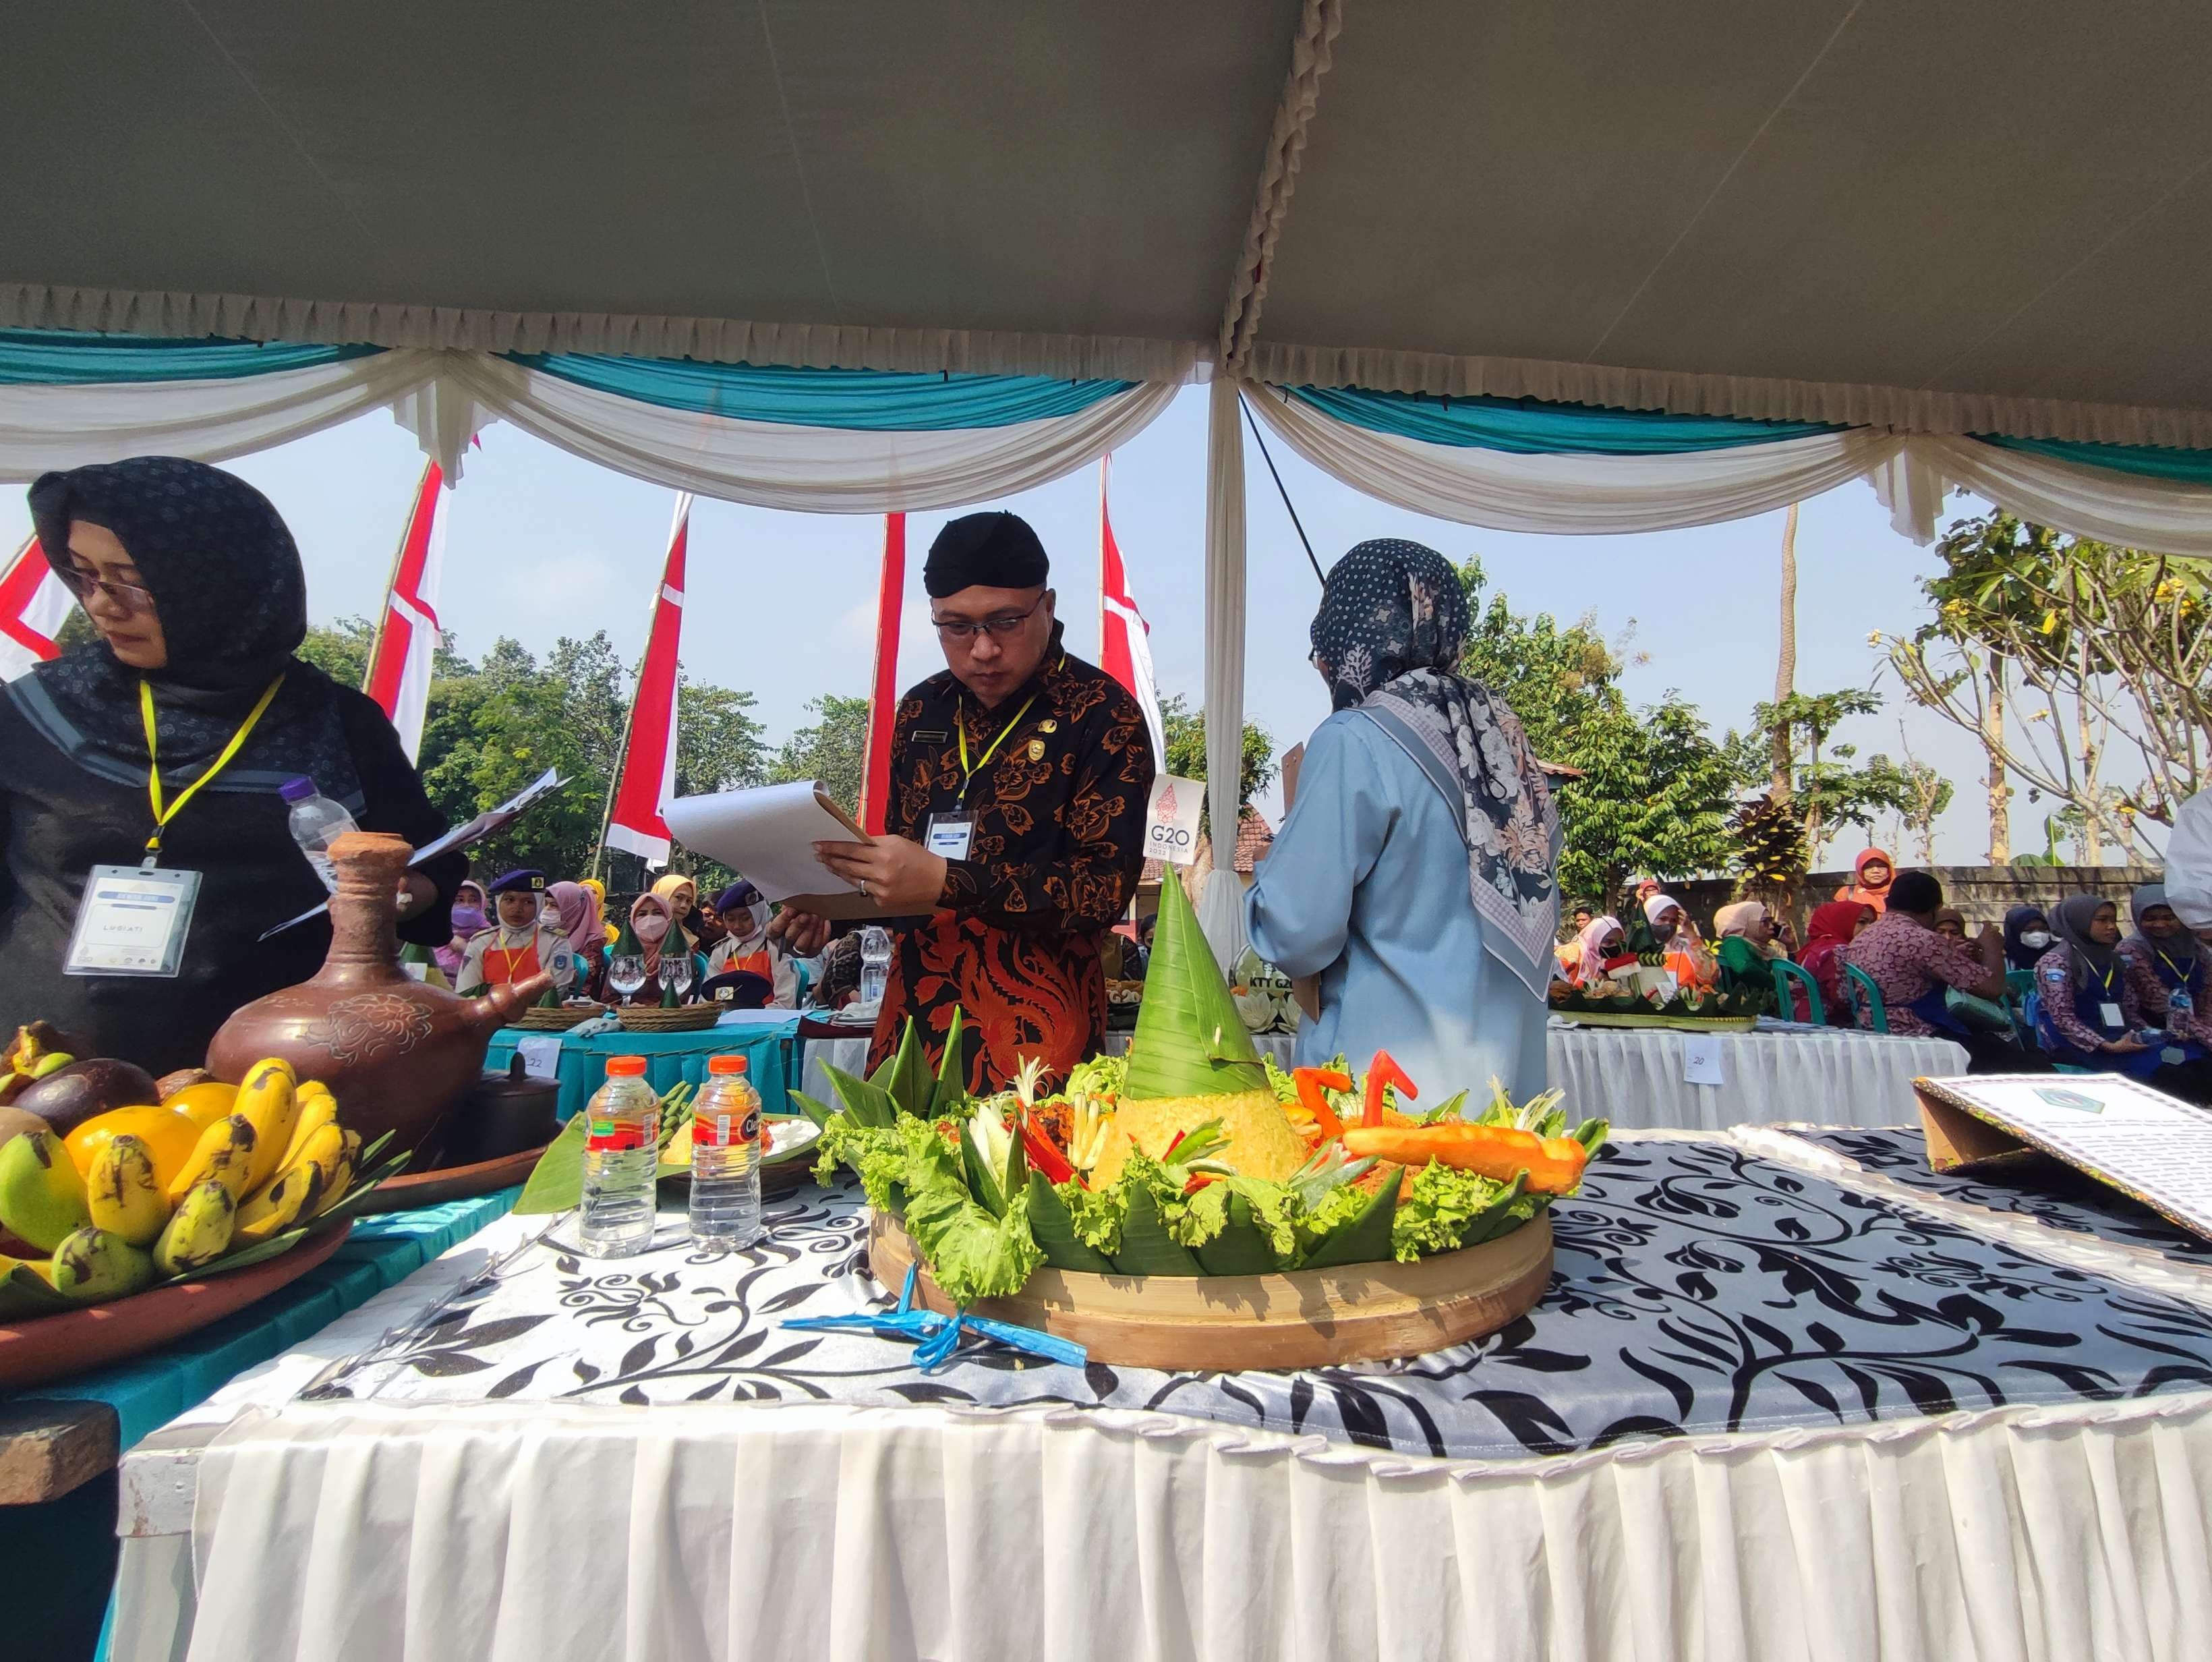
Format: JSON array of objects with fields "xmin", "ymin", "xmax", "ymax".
[
  {"xmin": 15, "ymin": 457, "xmax": 362, "ymax": 804},
  {"xmin": 1311, "ymin": 538, "xmax": 1559, "ymax": 1000}
]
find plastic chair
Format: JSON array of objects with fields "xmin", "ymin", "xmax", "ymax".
[
  {"xmin": 1771, "ymin": 957, "xmax": 1825, "ymax": 1025},
  {"xmin": 1843, "ymin": 963, "xmax": 1890, "ymax": 1033}
]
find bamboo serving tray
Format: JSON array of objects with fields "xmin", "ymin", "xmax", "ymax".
[
  {"xmin": 515, "ymin": 1002, "xmax": 606, "ymax": 1031},
  {"xmin": 614, "ymin": 1004, "xmax": 723, "ymax": 1033},
  {"xmin": 869, "ymin": 1209, "xmax": 1552, "ymax": 1371}
]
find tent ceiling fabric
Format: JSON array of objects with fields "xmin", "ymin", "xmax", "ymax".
[{"xmin": 5, "ymin": 3, "xmax": 2212, "ymax": 447}]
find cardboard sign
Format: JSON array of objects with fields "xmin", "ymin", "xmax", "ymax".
[
  {"xmin": 515, "ymin": 1034, "xmax": 564, "ymax": 1083},
  {"xmin": 1915, "ymin": 1072, "xmax": 2212, "ymax": 1241},
  {"xmin": 1680, "ymin": 1033, "xmax": 1726, "ymax": 1087},
  {"xmin": 1144, "ymin": 774, "xmax": 1204, "ymax": 867}
]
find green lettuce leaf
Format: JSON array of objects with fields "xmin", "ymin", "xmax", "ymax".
[
  {"xmin": 1163, "ymin": 1178, "xmax": 1231, "ymax": 1248},
  {"xmin": 1224, "ymin": 1176, "xmax": 1302, "ymax": 1262},
  {"xmin": 900, "ymin": 1170, "xmax": 1043, "ymax": 1303},
  {"xmin": 1390, "ymin": 1160, "xmax": 1509, "ymax": 1261},
  {"xmin": 1064, "ymin": 1052, "xmax": 1126, "ymax": 1101},
  {"xmin": 1058, "ymin": 1178, "xmax": 1127, "ymax": 1257}
]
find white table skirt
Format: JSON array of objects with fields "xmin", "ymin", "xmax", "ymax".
[
  {"xmin": 800, "ymin": 1027, "xmax": 1964, "ymax": 1132},
  {"xmin": 107, "ymin": 1205, "xmax": 2212, "ymax": 1662}
]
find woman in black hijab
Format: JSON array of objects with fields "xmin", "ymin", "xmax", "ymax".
[{"xmin": 0, "ymin": 457, "xmax": 464, "ymax": 1073}]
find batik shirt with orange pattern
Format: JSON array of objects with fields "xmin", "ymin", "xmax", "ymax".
[{"xmin": 867, "ymin": 625, "xmax": 1156, "ymax": 1090}]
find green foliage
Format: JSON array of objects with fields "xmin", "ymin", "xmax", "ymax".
[
  {"xmin": 1734, "ymin": 687, "xmax": 1915, "ymax": 862},
  {"xmin": 767, "ymin": 692, "xmax": 871, "ymax": 818},
  {"xmin": 1454, "ymin": 561, "xmax": 1735, "ymax": 900},
  {"xmin": 1728, "ymin": 791, "xmax": 1807, "ymax": 891},
  {"xmin": 1157, "ymin": 693, "xmax": 1275, "ymax": 831}
]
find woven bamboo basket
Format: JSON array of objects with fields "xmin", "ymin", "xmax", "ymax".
[
  {"xmin": 614, "ymin": 1003, "xmax": 723, "ymax": 1033},
  {"xmin": 514, "ymin": 1002, "xmax": 606, "ymax": 1032}
]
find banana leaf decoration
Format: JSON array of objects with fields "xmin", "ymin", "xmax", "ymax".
[{"xmin": 1121, "ymin": 871, "xmax": 1269, "ymax": 1101}]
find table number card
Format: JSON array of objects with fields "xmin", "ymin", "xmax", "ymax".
[
  {"xmin": 1679, "ymin": 1033, "xmax": 1726, "ymax": 1087},
  {"xmin": 1915, "ymin": 1072, "xmax": 2212, "ymax": 1241},
  {"xmin": 515, "ymin": 1034, "xmax": 564, "ymax": 1083}
]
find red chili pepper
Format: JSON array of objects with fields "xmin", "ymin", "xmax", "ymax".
[
  {"xmin": 1362, "ymin": 1050, "xmax": 1417, "ymax": 1126},
  {"xmin": 1293, "ymin": 1068, "xmax": 1347, "ymax": 1142},
  {"xmin": 1019, "ymin": 1116, "xmax": 1075, "ymax": 1186},
  {"xmin": 1182, "ymin": 1172, "xmax": 1217, "ymax": 1196},
  {"xmin": 1163, "ymin": 1128, "xmax": 1187, "ymax": 1157}
]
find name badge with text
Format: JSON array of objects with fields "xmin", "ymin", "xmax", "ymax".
[
  {"xmin": 65, "ymin": 864, "xmax": 202, "ymax": 978},
  {"xmin": 926, "ymin": 813, "xmax": 976, "ymax": 861}
]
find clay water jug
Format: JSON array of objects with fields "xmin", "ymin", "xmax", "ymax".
[{"xmin": 206, "ymin": 832, "xmax": 550, "ymax": 1155}]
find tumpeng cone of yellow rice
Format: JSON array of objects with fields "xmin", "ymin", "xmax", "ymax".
[{"xmin": 1090, "ymin": 873, "xmax": 1308, "ymax": 1184}]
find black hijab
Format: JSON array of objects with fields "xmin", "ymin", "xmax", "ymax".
[
  {"xmin": 2049, "ymin": 894, "xmax": 2118, "ymax": 989},
  {"xmin": 16, "ymin": 457, "xmax": 362, "ymax": 804},
  {"xmin": 2002, "ymin": 905, "xmax": 2049, "ymax": 973},
  {"xmin": 1309, "ymin": 538, "xmax": 1559, "ymax": 1000}
]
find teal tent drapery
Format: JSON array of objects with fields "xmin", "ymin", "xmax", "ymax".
[
  {"xmin": 506, "ymin": 353, "xmax": 1138, "ymax": 431},
  {"xmin": 0, "ymin": 329, "xmax": 381, "ymax": 384},
  {"xmin": 1278, "ymin": 382, "xmax": 1846, "ymax": 455},
  {"xmin": 1975, "ymin": 433, "xmax": 2212, "ymax": 486}
]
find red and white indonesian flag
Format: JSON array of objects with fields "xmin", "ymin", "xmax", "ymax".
[
  {"xmin": 362, "ymin": 461, "xmax": 448, "ymax": 759},
  {"xmin": 858, "ymin": 513, "xmax": 907, "ymax": 835},
  {"xmin": 607, "ymin": 493, "xmax": 691, "ymax": 869},
  {"xmin": 1098, "ymin": 456, "xmax": 1167, "ymax": 767},
  {"xmin": 0, "ymin": 533, "xmax": 71, "ymax": 681}
]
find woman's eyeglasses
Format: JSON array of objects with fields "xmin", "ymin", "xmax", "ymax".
[
  {"xmin": 932, "ymin": 594, "xmax": 1046, "ymax": 643},
  {"xmin": 59, "ymin": 567, "xmax": 155, "ymax": 614}
]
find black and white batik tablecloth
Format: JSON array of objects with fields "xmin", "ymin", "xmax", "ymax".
[
  {"xmin": 114, "ymin": 1132, "xmax": 2212, "ymax": 1662},
  {"xmin": 297, "ymin": 1136, "xmax": 2212, "ymax": 1462}
]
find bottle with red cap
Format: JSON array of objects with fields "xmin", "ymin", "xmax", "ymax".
[
  {"xmin": 579, "ymin": 1055, "xmax": 661, "ymax": 1257},
  {"xmin": 689, "ymin": 1054, "xmax": 763, "ymax": 1250}
]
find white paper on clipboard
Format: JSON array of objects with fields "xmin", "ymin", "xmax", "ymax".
[{"xmin": 661, "ymin": 781, "xmax": 888, "ymax": 919}]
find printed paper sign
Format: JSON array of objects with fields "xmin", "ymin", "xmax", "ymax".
[
  {"xmin": 1144, "ymin": 774, "xmax": 1204, "ymax": 867},
  {"xmin": 515, "ymin": 1034, "xmax": 565, "ymax": 1083},
  {"xmin": 1680, "ymin": 1033, "xmax": 1726, "ymax": 1087}
]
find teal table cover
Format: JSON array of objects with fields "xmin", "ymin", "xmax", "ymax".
[
  {"xmin": 7, "ymin": 1188, "xmax": 521, "ymax": 1452},
  {"xmin": 484, "ymin": 1019, "xmax": 802, "ymax": 1124}
]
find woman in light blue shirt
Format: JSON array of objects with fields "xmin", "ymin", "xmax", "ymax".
[{"xmin": 1244, "ymin": 540, "xmax": 1561, "ymax": 1102}]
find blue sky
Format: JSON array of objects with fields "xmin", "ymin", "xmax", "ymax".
[{"xmin": 0, "ymin": 386, "xmax": 2054, "ymax": 865}]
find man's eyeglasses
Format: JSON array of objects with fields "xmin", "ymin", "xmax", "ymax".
[
  {"xmin": 932, "ymin": 594, "xmax": 1047, "ymax": 643},
  {"xmin": 58, "ymin": 567, "xmax": 155, "ymax": 614}
]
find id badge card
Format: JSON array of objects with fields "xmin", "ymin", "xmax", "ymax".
[
  {"xmin": 2100, "ymin": 1002, "xmax": 2125, "ymax": 1027},
  {"xmin": 65, "ymin": 863, "xmax": 201, "ymax": 978},
  {"xmin": 925, "ymin": 813, "xmax": 976, "ymax": 861}
]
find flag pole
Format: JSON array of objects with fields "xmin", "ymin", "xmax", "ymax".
[
  {"xmin": 363, "ymin": 459, "xmax": 438, "ymax": 695},
  {"xmin": 591, "ymin": 662, "xmax": 645, "ymax": 884}
]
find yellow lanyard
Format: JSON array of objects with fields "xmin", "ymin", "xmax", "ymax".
[
  {"xmin": 138, "ymin": 676, "xmax": 286, "ymax": 860},
  {"xmin": 2157, "ymin": 948, "xmax": 2197, "ymax": 988},
  {"xmin": 956, "ymin": 692, "xmax": 1041, "ymax": 805}
]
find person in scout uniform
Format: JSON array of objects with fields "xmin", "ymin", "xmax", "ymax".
[
  {"xmin": 456, "ymin": 868, "xmax": 577, "ymax": 997},
  {"xmin": 772, "ymin": 511, "xmax": 1155, "ymax": 1089}
]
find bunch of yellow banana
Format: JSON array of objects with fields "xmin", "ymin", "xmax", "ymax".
[{"xmin": 0, "ymin": 1058, "xmax": 359, "ymax": 1307}]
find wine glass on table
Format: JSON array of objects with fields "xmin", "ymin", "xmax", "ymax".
[
  {"xmin": 608, "ymin": 954, "xmax": 647, "ymax": 1006},
  {"xmin": 662, "ymin": 952, "xmax": 695, "ymax": 1004}
]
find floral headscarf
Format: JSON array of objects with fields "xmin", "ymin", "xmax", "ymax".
[{"xmin": 1311, "ymin": 538, "xmax": 1559, "ymax": 1000}]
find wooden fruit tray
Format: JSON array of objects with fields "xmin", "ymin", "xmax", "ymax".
[
  {"xmin": 869, "ymin": 1209, "xmax": 1552, "ymax": 1371},
  {"xmin": 0, "ymin": 1222, "xmax": 351, "ymax": 1392}
]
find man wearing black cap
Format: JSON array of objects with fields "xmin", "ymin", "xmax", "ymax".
[{"xmin": 775, "ymin": 511, "xmax": 1156, "ymax": 1089}]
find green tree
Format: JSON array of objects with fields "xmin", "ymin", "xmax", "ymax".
[
  {"xmin": 1733, "ymin": 687, "xmax": 1919, "ymax": 865},
  {"xmin": 1453, "ymin": 561, "xmax": 1735, "ymax": 902},
  {"xmin": 1156, "ymin": 694, "xmax": 1275, "ymax": 834},
  {"xmin": 769, "ymin": 693, "xmax": 871, "ymax": 817},
  {"xmin": 1884, "ymin": 512, "xmax": 2207, "ymax": 862}
]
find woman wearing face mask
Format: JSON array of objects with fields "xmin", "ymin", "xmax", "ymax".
[
  {"xmin": 2004, "ymin": 907, "xmax": 2054, "ymax": 976},
  {"xmin": 0, "ymin": 458, "xmax": 463, "ymax": 1072},
  {"xmin": 614, "ymin": 892, "xmax": 705, "ymax": 1000},
  {"xmin": 2033, "ymin": 896, "xmax": 2212, "ymax": 1099},
  {"xmin": 1632, "ymin": 894, "xmax": 1716, "ymax": 990},
  {"xmin": 2117, "ymin": 884, "xmax": 2212, "ymax": 1058},
  {"xmin": 1569, "ymin": 915, "xmax": 1632, "ymax": 990}
]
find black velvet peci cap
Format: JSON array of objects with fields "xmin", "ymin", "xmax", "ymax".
[{"xmin": 923, "ymin": 511, "xmax": 1048, "ymax": 598}]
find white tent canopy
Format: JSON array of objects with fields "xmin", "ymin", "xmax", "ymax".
[{"xmin": 8, "ymin": 1, "xmax": 2212, "ymax": 952}]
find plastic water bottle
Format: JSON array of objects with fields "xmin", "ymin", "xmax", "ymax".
[
  {"xmin": 688, "ymin": 1054, "xmax": 763, "ymax": 1250},
  {"xmin": 280, "ymin": 776, "xmax": 359, "ymax": 892},
  {"xmin": 579, "ymin": 1056, "xmax": 661, "ymax": 1257},
  {"xmin": 859, "ymin": 925, "xmax": 892, "ymax": 1007}
]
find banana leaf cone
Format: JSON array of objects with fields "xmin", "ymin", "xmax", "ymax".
[
  {"xmin": 1124, "ymin": 870, "xmax": 1268, "ymax": 1100},
  {"xmin": 1104, "ymin": 873, "xmax": 1305, "ymax": 1183}
]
